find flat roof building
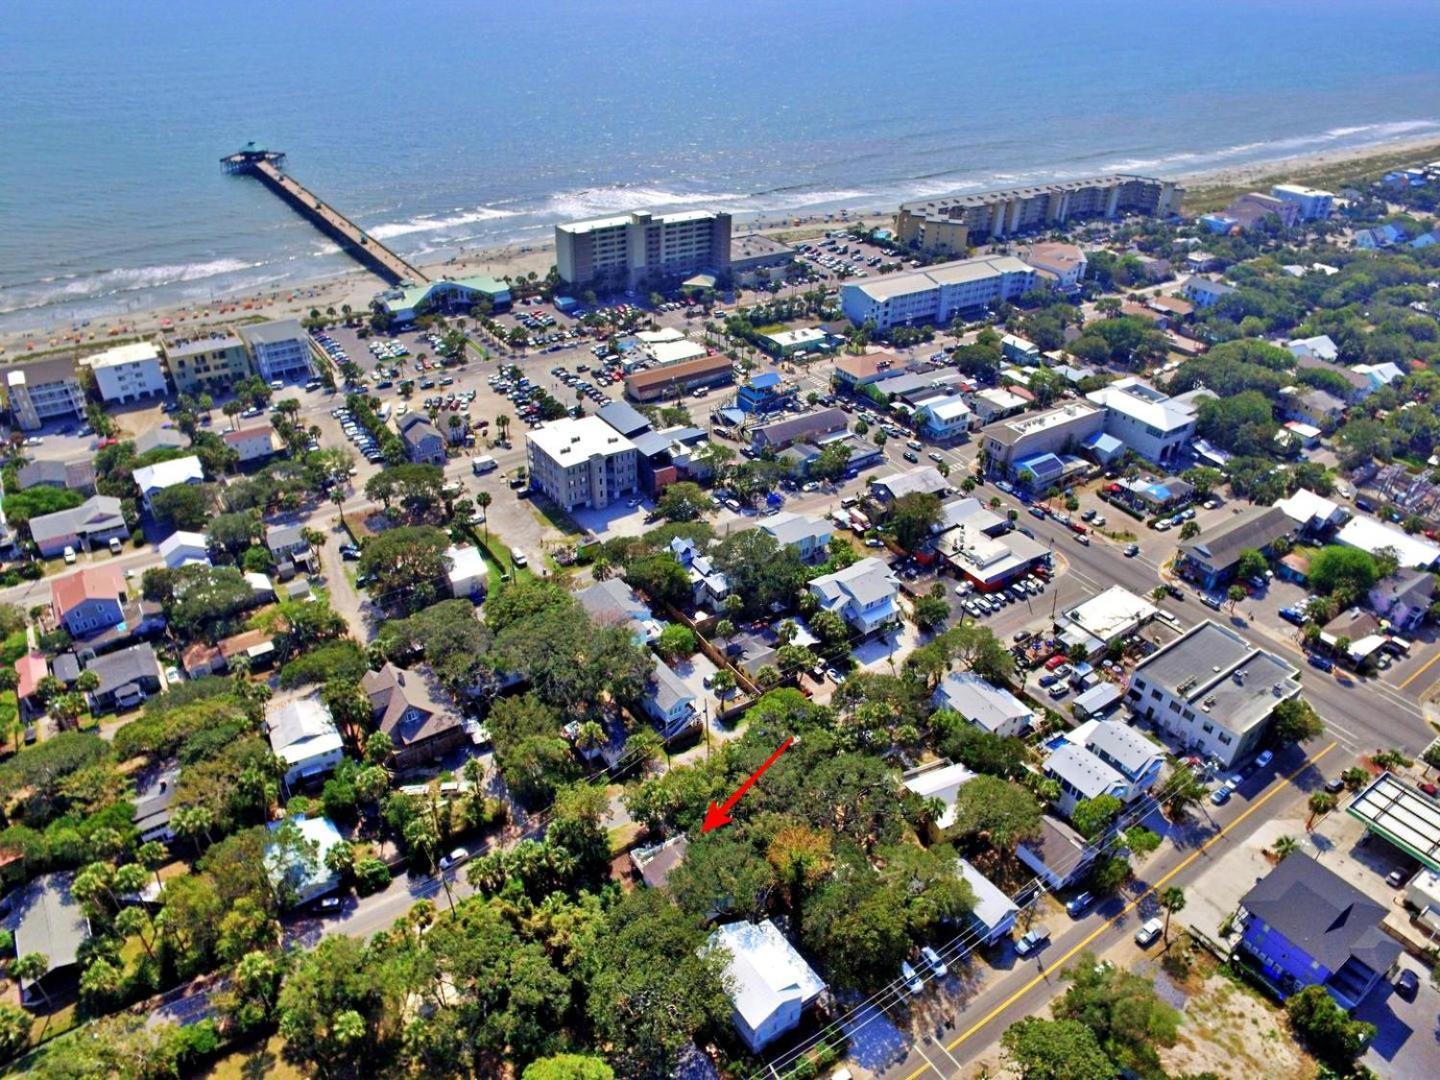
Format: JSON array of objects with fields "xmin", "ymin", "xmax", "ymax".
[
  {"xmin": 163, "ymin": 332, "xmax": 253, "ymax": 395},
  {"xmin": 624, "ymin": 353, "xmax": 733, "ymax": 402},
  {"xmin": 980, "ymin": 402, "xmax": 1104, "ymax": 480},
  {"xmin": 1085, "ymin": 378, "xmax": 1197, "ymax": 468},
  {"xmin": 239, "ymin": 319, "xmax": 313, "ymax": 384},
  {"xmin": 556, "ymin": 209, "xmax": 732, "ymax": 291},
  {"xmin": 1128, "ymin": 620, "xmax": 1300, "ymax": 767},
  {"xmin": 5, "ymin": 355, "xmax": 87, "ymax": 432},
  {"xmin": 80, "ymin": 341, "xmax": 168, "ymax": 404},
  {"xmin": 841, "ymin": 255, "xmax": 1035, "ymax": 331},
  {"xmin": 526, "ymin": 415, "xmax": 639, "ymax": 511}
]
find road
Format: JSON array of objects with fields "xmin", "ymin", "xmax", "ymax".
[{"xmin": 863, "ymin": 742, "xmax": 1339, "ymax": 1080}]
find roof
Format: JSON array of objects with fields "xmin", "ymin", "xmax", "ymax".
[
  {"xmin": 956, "ymin": 856, "xmax": 1020, "ymax": 930},
  {"xmin": 51, "ymin": 565, "xmax": 125, "ymax": 617},
  {"xmin": 361, "ymin": 663, "xmax": 459, "ymax": 748},
  {"xmin": 1373, "ymin": 567, "xmax": 1436, "ymax": 611},
  {"xmin": 529, "ymin": 415, "xmax": 637, "ymax": 460},
  {"xmin": 223, "ymin": 423, "xmax": 275, "ymax": 447},
  {"xmin": 239, "ymin": 318, "xmax": 306, "ymax": 347},
  {"xmin": 15, "ymin": 652, "xmax": 47, "ymax": 699},
  {"xmin": 1064, "ymin": 586, "xmax": 1157, "ymax": 641},
  {"xmin": 84, "ymin": 643, "xmax": 158, "ymax": 697},
  {"xmin": 1240, "ymin": 854, "xmax": 1400, "ymax": 974},
  {"xmin": 132, "ymin": 427, "xmax": 188, "ymax": 454},
  {"xmin": 921, "ymin": 397, "xmax": 973, "ymax": 423},
  {"xmin": 810, "ymin": 556, "xmax": 898, "ymax": 609},
  {"xmin": 752, "ymin": 408, "xmax": 848, "ymax": 447},
  {"xmin": 1084, "ymin": 719, "xmax": 1161, "ymax": 777},
  {"xmin": 630, "ymin": 834, "xmax": 690, "ymax": 889},
  {"xmin": 1337, "ymin": 515, "xmax": 1440, "ymax": 569},
  {"xmin": 4, "ymin": 353, "xmax": 81, "ymax": 388},
  {"xmin": 848, "ymin": 255, "xmax": 1033, "ymax": 304},
  {"xmin": 132, "ymin": 764, "xmax": 180, "ymax": 836},
  {"xmin": 935, "ymin": 496, "xmax": 1006, "ymax": 536},
  {"xmin": 708, "ymin": 920, "xmax": 825, "ymax": 1035},
  {"xmin": 1348, "ymin": 772, "xmax": 1440, "ymax": 871},
  {"xmin": 1287, "ymin": 334, "xmax": 1340, "ymax": 363},
  {"xmin": 761, "ymin": 511, "xmax": 831, "ymax": 549},
  {"xmin": 28, "ymin": 495, "xmax": 126, "ymax": 549},
  {"xmin": 266, "ymin": 523, "xmax": 306, "ymax": 552},
  {"xmin": 266, "ymin": 696, "xmax": 340, "ymax": 755},
  {"xmin": 934, "ymin": 672, "xmax": 1033, "ymax": 734},
  {"xmin": 1179, "ymin": 504, "xmax": 1292, "ymax": 571},
  {"xmin": 1275, "ymin": 489, "xmax": 1345, "ymax": 529},
  {"xmin": 648, "ymin": 656, "xmax": 694, "ymax": 714},
  {"xmin": 596, "ymin": 400, "xmax": 651, "ymax": 438},
  {"xmin": 902, "ymin": 760, "xmax": 977, "ymax": 830},
  {"xmin": 159, "ymin": 530, "xmax": 209, "ymax": 559},
  {"xmin": 446, "ymin": 544, "xmax": 487, "ymax": 586},
  {"xmin": 833, "ymin": 351, "xmax": 906, "ymax": 380},
  {"xmin": 398, "ymin": 413, "xmax": 443, "ymax": 448},
  {"xmin": 1086, "ymin": 378, "xmax": 1196, "ymax": 432},
  {"xmin": 871, "ymin": 466, "xmax": 948, "ymax": 501},
  {"xmin": 1133, "ymin": 620, "xmax": 1300, "ymax": 735},
  {"xmin": 982, "ymin": 402, "xmax": 1101, "ymax": 446},
  {"xmin": 4, "ymin": 874, "xmax": 89, "ymax": 987},
  {"xmin": 649, "ymin": 339, "xmax": 709, "ymax": 365},
  {"xmin": 1072, "ymin": 682, "xmax": 1123, "ymax": 715},
  {"xmin": 16, "ymin": 458, "xmax": 95, "ymax": 491},
  {"xmin": 624, "ymin": 353, "xmax": 732, "ymax": 392},
  {"xmin": 1019, "ymin": 815, "xmax": 1089, "ymax": 875},
  {"xmin": 763, "ymin": 327, "xmax": 830, "ymax": 348},
  {"xmin": 83, "ymin": 341, "xmax": 162, "ymax": 370},
  {"xmin": 133, "ymin": 455, "xmax": 204, "ymax": 495},
  {"xmin": 1045, "ymin": 742, "xmax": 1126, "ymax": 799},
  {"xmin": 163, "ymin": 332, "xmax": 245, "ymax": 359},
  {"xmin": 1023, "ymin": 242, "xmax": 1087, "ymax": 275},
  {"xmin": 264, "ymin": 815, "xmax": 344, "ymax": 902}
]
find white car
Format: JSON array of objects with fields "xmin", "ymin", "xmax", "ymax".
[
  {"xmin": 439, "ymin": 847, "xmax": 470, "ymax": 871},
  {"xmin": 921, "ymin": 945, "xmax": 948, "ymax": 979},
  {"xmin": 900, "ymin": 960, "xmax": 923, "ymax": 996},
  {"xmin": 1134, "ymin": 917, "xmax": 1164, "ymax": 947},
  {"xmin": 62, "ymin": 546, "xmax": 77, "ymax": 564}
]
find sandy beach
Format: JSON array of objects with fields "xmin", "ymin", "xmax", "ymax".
[{"xmin": 4, "ymin": 133, "xmax": 1437, "ymax": 363}]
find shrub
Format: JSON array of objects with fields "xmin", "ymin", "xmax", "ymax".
[{"xmin": 355, "ymin": 856, "xmax": 391, "ymax": 895}]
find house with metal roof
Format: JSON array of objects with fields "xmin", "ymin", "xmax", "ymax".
[
  {"xmin": 3, "ymin": 873, "xmax": 90, "ymax": 1006},
  {"xmin": 643, "ymin": 656, "xmax": 697, "ymax": 739},
  {"xmin": 932, "ymin": 672, "xmax": 1033, "ymax": 739},
  {"xmin": 1236, "ymin": 854, "xmax": 1400, "ymax": 1009},
  {"xmin": 869, "ymin": 466, "xmax": 949, "ymax": 504},
  {"xmin": 1177, "ymin": 504, "xmax": 1293, "ymax": 590},
  {"xmin": 265, "ymin": 696, "xmax": 345, "ymax": 787},
  {"xmin": 808, "ymin": 557, "xmax": 899, "ymax": 636},
  {"xmin": 1044, "ymin": 742, "xmax": 1128, "ymax": 818},
  {"xmin": 707, "ymin": 920, "xmax": 826, "ymax": 1052},
  {"xmin": 133, "ymin": 455, "xmax": 205, "ymax": 512},
  {"xmin": 159, "ymin": 530, "xmax": 211, "ymax": 569},
  {"xmin": 264, "ymin": 816, "xmax": 347, "ymax": 908},
  {"xmin": 902, "ymin": 759, "xmax": 977, "ymax": 833},
  {"xmin": 955, "ymin": 857, "xmax": 1020, "ymax": 944},
  {"xmin": 760, "ymin": 511, "xmax": 832, "ymax": 562},
  {"xmin": 1081, "ymin": 719, "xmax": 1164, "ymax": 801}
]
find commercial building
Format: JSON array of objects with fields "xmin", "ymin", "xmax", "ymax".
[
  {"xmin": 526, "ymin": 415, "xmax": 639, "ymax": 511},
  {"xmin": 1127, "ymin": 620, "xmax": 1301, "ymax": 767},
  {"xmin": 729, "ymin": 233, "xmax": 795, "ymax": 284},
  {"xmin": 1270, "ymin": 184, "xmax": 1335, "ymax": 221},
  {"xmin": 980, "ymin": 402, "xmax": 1104, "ymax": 480},
  {"xmin": 840, "ymin": 255, "xmax": 1036, "ymax": 331},
  {"xmin": 1177, "ymin": 505, "xmax": 1293, "ymax": 590},
  {"xmin": 1348, "ymin": 772, "xmax": 1440, "ymax": 872},
  {"xmin": 624, "ymin": 353, "xmax": 733, "ymax": 402},
  {"xmin": 759, "ymin": 326, "xmax": 835, "ymax": 358},
  {"xmin": 5, "ymin": 355, "xmax": 87, "ymax": 431},
  {"xmin": 1274, "ymin": 488, "xmax": 1347, "ymax": 535},
  {"xmin": 1085, "ymin": 378, "xmax": 1197, "ymax": 467},
  {"xmin": 163, "ymin": 333, "xmax": 252, "ymax": 394},
  {"xmin": 831, "ymin": 350, "xmax": 908, "ymax": 389},
  {"xmin": 80, "ymin": 342, "xmax": 168, "ymax": 404},
  {"xmin": 239, "ymin": 319, "xmax": 314, "ymax": 384},
  {"xmin": 943, "ymin": 527, "xmax": 1050, "ymax": 590},
  {"xmin": 707, "ymin": 920, "xmax": 825, "ymax": 1053},
  {"xmin": 1059, "ymin": 586, "xmax": 1158, "ymax": 657},
  {"xmin": 916, "ymin": 395, "xmax": 974, "ymax": 441},
  {"xmin": 374, "ymin": 276, "xmax": 511, "ymax": 324},
  {"xmin": 932, "ymin": 671, "xmax": 1034, "ymax": 738},
  {"xmin": 751, "ymin": 407, "xmax": 848, "ymax": 453},
  {"xmin": 555, "ymin": 209, "xmax": 732, "ymax": 290},
  {"xmin": 735, "ymin": 372, "xmax": 797, "ymax": 415},
  {"xmin": 1337, "ymin": 514, "xmax": 1440, "ymax": 570},
  {"xmin": 870, "ymin": 465, "xmax": 949, "ymax": 505},
  {"xmin": 1236, "ymin": 854, "xmax": 1399, "ymax": 1009},
  {"xmin": 897, "ymin": 175, "xmax": 1183, "ymax": 251}
]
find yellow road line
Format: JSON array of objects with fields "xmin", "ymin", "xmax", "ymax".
[
  {"xmin": 1398, "ymin": 647, "xmax": 1440, "ymax": 691},
  {"xmin": 902, "ymin": 740, "xmax": 1337, "ymax": 1080}
]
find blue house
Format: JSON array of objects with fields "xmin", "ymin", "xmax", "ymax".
[
  {"xmin": 736, "ymin": 372, "xmax": 797, "ymax": 415},
  {"xmin": 1236, "ymin": 854, "xmax": 1400, "ymax": 1009}
]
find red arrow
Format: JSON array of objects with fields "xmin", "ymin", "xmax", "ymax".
[{"xmin": 701, "ymin": 736, "xmax": 795, "ymax": 833}]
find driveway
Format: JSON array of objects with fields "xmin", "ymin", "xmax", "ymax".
[{"xmin": 1355, "ymin": 953, "xmax": 1440, "ymax": 1080}]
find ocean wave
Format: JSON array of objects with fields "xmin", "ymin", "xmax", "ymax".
[
  {"xmin": 537, "ymin": 184, "xmax": 752, "ymax": 220},
  {"xmin": 1097, "ymin": 119, "xmax": 1440, "ymax": 174},
  {"xmin": 368, "ymin": 206, "xmax": 521, "ymax": 240},
  {"xmin": 0, "ymin": 257, "xmax": 263, "ymax": 316}
]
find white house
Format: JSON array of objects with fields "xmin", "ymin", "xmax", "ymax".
[
  {"xmin": 932, "ymin": 671, "xmax": 1034, "ymax": 738},
  {"xmin": 1183, "ymin": 277, "xmax": 1237, "ymax": 308},
  {"xmin": 445, "ymin": 544, "xmax": 487, "ymax": 600},
  {"xmin": 644, "ymin": 656, "xmax": 697, "ymax": 738},
  {"xmin": 80, "ymin": 342, "xmax": 169, "ymax": 404},
  {"xmin": 1085, "ymin": 378, "xmax": 1197, "ymax": 467},
  {"xmin": 916, "ymin": 396, "xmax": 974, "ymax": 442},
  {"xmin": 132, "ymin": 455, "xmax": 205, "ymax": 512},
  {"xmin": 1353, "ymin": 362, "xmax": 1404, "ymax": 393},
  {"xmin": 707, "ymin": 920, "xmax": 826, "ymax": 1053},
  {"xmin": 760, "ymin": 511, "xmax": 832, "ymax": 562},
  {"xmin": 264, "ymin": 815, "xmax": 346, "ymax": 907},
  {"xmin": 223, "ymin": 424, "xmax": 279, "ymax": 464},
  {"xmin": 158, "ymin": 530, "xmax": 210, "ymax": 569},
  {"xmin": 1286, "ymin": 334, "xmax": 1340, "ymax": 363},
  {"xmin": 902, "ymin": 760, "xmax": 977, "ymax": 832},
  {"xmin": 955, "ymin": 857, "xmax": 1020, "ymax": 945},
  {"xmin": 808, "ymin": 557, "xmax": 899, "ymax": 636},
  {"xmin": 265, "ymin": 697, "xmax": 345, "ymax": 788}
]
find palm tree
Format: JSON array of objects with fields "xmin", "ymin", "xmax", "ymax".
[
  {"xmin": 475, "ymin": 491, "xmax": 492, "ymax": 540},
  {"xmin": 1306, "ymin": 791, "xmax": 1337, "ymax": 830},
  {"xmin": 574, "ymin": 721, "xmax": 606, "ymax": 755},
  {"xmin": 1272, "ymin": 835, "xmax": 1300, "ymax": 860},
  {"xmin": 10, "ymin": 952, "xmax": 50, "ymax": 1008},
  {"xmin": 1341, "ymin": 766, "xmax": 1370, "ymax": 791},
  {"xmin": 590, "ymin": 555, "xmax": 612, "ymax": 582},
  {"xmin": 1160, "ymin": 886, "xmax": 1186, "ymax": 942},
  {"xmin": 496, "ymin": 414, "xmax": 511, "ymax": 444}
]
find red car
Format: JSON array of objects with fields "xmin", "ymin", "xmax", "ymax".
[
  {"xmin": 1420, "ymin": 782, "xmax": 1439, "ymax": 799},
  {"xmin": 1044, "ymin": 654, "xmax": 1069, "ymax": 671}
]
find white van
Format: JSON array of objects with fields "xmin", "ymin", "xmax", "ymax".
[
  {"xmin": 510, "ymin": 547, "xmax": 528, "ymax": 568},
  {"xmin": 471, "ymin": 455, "xmax": 498, "ymax": 475}
]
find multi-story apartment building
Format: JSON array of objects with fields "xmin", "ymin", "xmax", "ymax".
[
  {"xmin": 979, "ymin": 402, "xmax": 1104, "ymax": 479},
  {"xmin": 555, "ymin": 209, "xmax": 732, "ymax": 290},
  {"xmin": 80, "ymin": 342, "xmax": 169, "ymax": 404},
  {"xmin": 526, "ymin": 416, "xmax": 639, "ymax": 511},
  {"xmin": 239, "ymin": 319, "xmax": 314, "ymax": 384},
  {"xmin": 840, "ymin": 255, "xmax": 1036, "ymax": 331},
  {"xmin": 1127, "ymin": 620, "xmax": 1301, "ymax": 767},
  {"xmin": 5, "ymin": 355, "xmax": 87, "ymax": 431},
  {"xmin": 897, "ymin": 175, "xmax": 1183, "ymax": 252},
  {"xmin": 1270, "ymin": 184, "xmax": 1334, "ymax": 221},
  {"xmin": 1085, "ymin": 377, "xmax": 1197, "ymax": 467},
  {"xmin": 164, "ymin": 333, "xmax": 253, "ymax": 395}
]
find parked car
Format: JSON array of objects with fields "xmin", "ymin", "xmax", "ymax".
[
  {"xmin": 900, "ymin": 960, "xmax": 924, "ymax": 996},
  {"xmin": 1065, "ymin": 891, "xmax": 1094, "ymax": 917},
  {"xmin": 1395, "ymin": 968, "xmax": 1420, "ymax": 1000},
  {"xmin": 1324, "ymin": 776, "xmax": 1346, "ymax": 794},
  {"xmin": 1210, "ymin": 786, "xmax": 1232, "ymax": 806},
  {"xmin": 62, "ymin": 545, "xmax": 76, "ymax": 564},
  {"xmin": 1255, "ymin": 750, "xmax": 1273, "ymax": 769},
  {"xmin": 439, "ymin": 847, "xmax": 470, "ymax": 871},
  {"xmin": 1015, "ymin": 927, "xmax": 1050, "ymax": 956},
  {"xmin": 1134, "ymin": 917, "xmax": 1164, "ymax": 947},
  {"xmin": 920, "ymin": 945, "xmax": 948, "ymax": 979}
]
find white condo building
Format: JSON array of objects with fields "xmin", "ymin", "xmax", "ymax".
[
  {"xmin": 1085, "ymin": 378, "xmax": 1197, "ymax": 467},
  {"xmin": 239, "ymin": 319, "xmax": 314, "ymax": 383},
  {"xmin": 840, "ymin": 255, "xmax": 1036, "ymax": 331},
  {"xmin": 556, "ymin": 209, "xmax": 732, "ymax": 290},
  {"xmin": 81, "ymin": 342, "xmax": 168, "ymax": 404},
  {"xmin": 526, "ymin": 416, "xmax": 639, "ymax": 511}
]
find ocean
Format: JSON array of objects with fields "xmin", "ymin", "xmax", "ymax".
[{"xmin": 3, "ymin": 0, "xmax": 1440, "ymax": 334}]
